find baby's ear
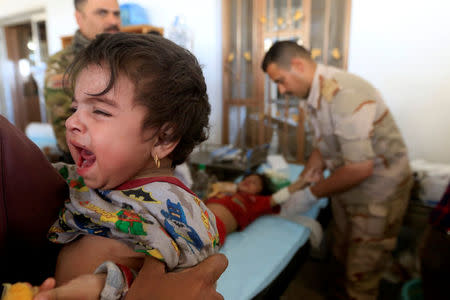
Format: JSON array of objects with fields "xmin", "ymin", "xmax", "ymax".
[{"xmin": 152, "ymin": 123, "xmax": 180, "ymax": 159}]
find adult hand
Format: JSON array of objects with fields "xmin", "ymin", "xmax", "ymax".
[
  {"xmin": 300, "ymin": 167, "xmax": 323, "ymax": 184},
  {"xmin": 127, "ymin": 253, "xmax": 228, "ymax": 300},
  {"xmin": 165, "ymin": 254, "xmax": 228, "ymax": 300},
  {"xmin": 290, "ymin": 168, "xmax": 322, "ymax": 192}
]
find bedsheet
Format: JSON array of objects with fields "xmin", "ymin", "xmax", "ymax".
[{"xmin": 217, "ymin": 164, "xmax": 328, "ymax": 299}]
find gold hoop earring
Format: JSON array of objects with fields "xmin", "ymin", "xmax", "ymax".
[{"xmin": 154, "ymin": 154, "xmax": 160, "ymax": 168}]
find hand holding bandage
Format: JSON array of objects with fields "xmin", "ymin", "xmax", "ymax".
[
  {"xmin": 302, "ymin": 167, "xmax": 323, "ymax": 184},
  {"xmin": 277, "ymin": 168, "xmax": 321, "ymax": 216},
  {"xmin": 272, "ymin": 169, "xmax": 318, "ymax": 205},
  {"xmin": 279, "ymin": 187, "xmax": 319, "ymax": 216}
]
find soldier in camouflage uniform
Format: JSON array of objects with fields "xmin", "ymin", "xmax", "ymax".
[
  {"xmin": 45, "ymin": 30, "xmax": 90, "ymax": 157},
  {"xmin": 262, "ymin": 41, "xmax": 412, "ymax": 300},
  {"xmin": 45, "ymin": 0, "xmax": 120, "ymax": 161}
]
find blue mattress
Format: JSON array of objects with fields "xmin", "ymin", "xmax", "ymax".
[{"xmin": 217, "ymin": 164, "xmax": 327, "ymax": 299}]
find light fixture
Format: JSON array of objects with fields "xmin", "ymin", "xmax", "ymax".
[
  {"xmin": 27, "ymin": 41, "xmax": 37, "ymax": 51},
  {"xmin": 18, "ymin": 59, "xmax": 31, "ymax": 78}
]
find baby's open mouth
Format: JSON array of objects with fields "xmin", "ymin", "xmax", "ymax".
[{"xmin": 77, "ymin": 147, "xmax": 96, "ymax": 168}]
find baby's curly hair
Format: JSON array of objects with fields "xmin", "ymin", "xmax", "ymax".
[{"xmin": 65, "ymin": 33, "xmax": 211, "ymax": 167}]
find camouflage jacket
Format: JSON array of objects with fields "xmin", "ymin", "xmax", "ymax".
[
  {"xmin": 306, "ymin": 64, "xmax": 411, "ymax": 204},
  {"xmin": 44, "ymin": 30, "xmax": 91, "ymax": 153}
]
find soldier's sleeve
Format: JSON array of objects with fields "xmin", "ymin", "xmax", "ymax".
[
  {"xmin": 332, "ymin": 89, "xmax": 377, "ymax": 163},
  {"xmin": 44, "ymin": 54, "xmax": 73, "ymax": 153}
]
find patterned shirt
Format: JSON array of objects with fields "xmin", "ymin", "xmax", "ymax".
[{"xmin": 48, "ymin": 163, "xmax": 220, "ymax": 270}]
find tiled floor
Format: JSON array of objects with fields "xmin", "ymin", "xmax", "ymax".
[
  {"xmin": 280, "ymin": 254, "xmax": 405, "ymax": 300},
  {"xmin": 280, "ymin": 255, "xmax": 405, "ymax": 300},
  {"xmin": 281, "ymin": 257, "xmax": 327, "ymax": 300},
  {"xmin": 278, "ymin": 206, "xmax": 421, "ymax": 300}
]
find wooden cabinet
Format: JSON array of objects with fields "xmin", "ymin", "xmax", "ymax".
[
  {"xmin": 222, "ymin": 0, "xmax": 351, "ymax": 163},
  {"xmin": 60, "ymin": 25, "xmax": 164, "ymax": 48}
]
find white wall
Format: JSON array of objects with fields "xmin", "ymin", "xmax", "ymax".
[
  {"xmin": 46, "ymin": 0, "xmax": 77, "ymax": 56},
  {"xmin": 0, "ymin": 0, "xmax": 46, "ymax": 20},
  {"xmin": 119, "ymin": 0, "xmax": 223, "ymax": 144},
  {"xmin": 348, "ymin": 0, "xmax": 450, "ymax": 163}
]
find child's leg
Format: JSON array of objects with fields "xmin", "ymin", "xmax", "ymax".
[
  {"xmin": 34, "ymin": 261, "xmax": 136, "ymax": 300},
  {"xmin": 34, "ymin": 274, "xmax": 106, "ymax": 300}
]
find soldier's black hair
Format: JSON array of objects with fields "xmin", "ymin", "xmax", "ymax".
[
  {"xmin": 74, "ymin": 0, "xmax": 87, "ymax": 11},
  {"xmin": 261, "ymin": 40, "xmax": 313, "ymax": 72},
  {"xmin": 65, "ymin": 33, "xmax": 211, "ymax": 167}
]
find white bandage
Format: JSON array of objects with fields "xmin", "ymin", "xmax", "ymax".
[
  {"xmin": 272, "ymin": 187, "xmax": 290, "ymax": 204},
  {"xmin": 281, "ymin": 215, "xmax": 323, "ymax": 249},
  {"xmin": 304, "ymin": 187, "xmax": 318, "ymax": 202},
  {"xmin": 279, "ymin": 187, "xmax": 318, "ymax": 216}
]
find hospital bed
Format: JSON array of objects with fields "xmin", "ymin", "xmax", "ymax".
[{"xmin": 217, "ymin": 164, "xmax": 328, "ymax": 299}]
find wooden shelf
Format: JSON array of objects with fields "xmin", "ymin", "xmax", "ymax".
[
  {"xmin": 222, "ymin": 0, "xmax": 351, "ymax": 163},
  {"xmin": 121, "ymin": 24, "xmax": 163, "ymax": 35},
  {"xmin": 60, "ymin": 24, "xmax": 164, "ymax": 48}
]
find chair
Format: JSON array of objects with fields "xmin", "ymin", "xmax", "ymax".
[{"xmin": 0, "ymin": 116, "xmax": 68, "ymax": 284}]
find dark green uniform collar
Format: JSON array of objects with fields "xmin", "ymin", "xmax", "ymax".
[{"xmin": 72, "ymin": 30, "xmax": 92, "ymax": 52}]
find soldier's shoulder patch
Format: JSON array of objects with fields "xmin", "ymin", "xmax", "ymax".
[{"xmin": 319, "ymin": 75, "xmax": 341, "ymax": 103}]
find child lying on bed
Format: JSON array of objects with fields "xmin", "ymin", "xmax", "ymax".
[{"xmin": 205, "ymin": 171, "xmax": 321, "ymax": 243}]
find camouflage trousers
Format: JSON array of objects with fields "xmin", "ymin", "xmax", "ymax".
[{"xmin": 330, "ymin": 177, "xmax": 412, "ymax": 300}]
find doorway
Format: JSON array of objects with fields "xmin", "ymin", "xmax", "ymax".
[{"xmin": 0, "ymin": 13, "xmax": 48, "ymax": 132}]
